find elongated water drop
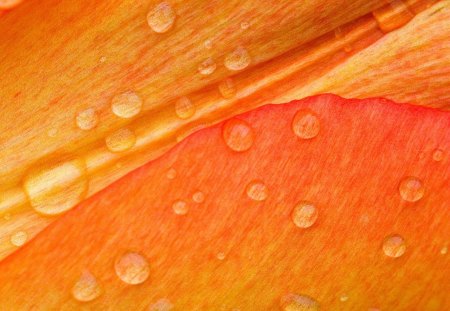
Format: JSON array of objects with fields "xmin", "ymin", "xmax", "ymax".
[
  {"xmin": 76, "ymin": 108, "xmax": 98, "ymax": 130},
  {"xmin": 175, "ymin": 97, "xmax": 195, "ymax": 119},
  {"xmin": 147, "ymin": 2, "xmax": 176, "ymax": 33},
  {"xmin": 383, "ymin": 234, "xmax": 406, "ymax": 258},
  {"xmin": 111, "ymin": 91, "xmax": 143, "ymax": 119},
  {"xmin": 105, "ymin": 128, "xmax": 136, "ymax": 153},
  {"xmin": 224, "ymin": 47, "xmax": 251, "ymax": 71},
  {"xmin": 71, "ymin": 270, "xmax": 102, "ymax": 302}
]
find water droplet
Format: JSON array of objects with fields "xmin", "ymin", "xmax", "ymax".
[
  {"xmin": 222, "ymin": 118, "xmax": 254, "ymax": 152},
  {"xmin": 10, "ymin": 231, "xmax": 27, "ymax": 247},
  {"xmin": 340, "ymin": 295, "xmax": 349, "ymax": 302},
  {"xmin": 24, "ymin": 158, "xmax": 88, "ymax": 216},
  {"xmin": 440, "ymin": 246, "xmax": 448, "ymax": 255},
  {"xmin": 246, "ymin": 180, "xmax": 268, "ymax": 201},
  {"xmin": 204, "ymin": 39, "xmax": 213, "ymax": 49},
  {"xmin": 166, "ymin": 168, "xmax": 177, "ymax": 179},
  {"xmin": 175, "ymin": 97, "xmax": 195, "ymax": 119},
  {"xmin": 111, "ymin": 91, "xmax": 143, "ymax": 119},
  {"xmin": 115, "ymin": 252, "xmax": 150, "ymax": 285},
  {"xmin": 192, "ymin": 191, "xmax": 205, "ymax": 203},
  {"xmin": 368, "ymin": 308, "xmax": 381, "ymax": 311},
  {"xmin": 399, "ymin": 176, "xmax": 424, "ymax": 202},
  {"xmin": 47, "ymin": 128, "xmax": 58, "ymax": 138},
  {"xmin": 147, "ymin": 2, "xmax": 176, "ymax": 33},
  {"xmin": 218, "ymin": 78, "xmax": 237, "ymax": 99},
  {"xmin": 172, "ymin": 200, "xmax": 188, "ymax": 215},
  {"xmin": 148, "ymin": 298, "xmax": 174, "ymax": 311},
  {"xmin": 71, "ymin": 270, "xmax": 102, "ymax": 302},
  {"xmin": 280, "ymin": 293, "xmax": 319, "ymax": 311},
  {"xmin": 99, "ymin": 56, "xmax": 107, "ymax": 63},
  {"xmin": 3, "ymin": 213, "xmax": 11, "ymax": 220},
  {"xmin": 240, "ymin": 21, "xmax": 250, "ymax": 30},
  {"xmin": 224, "ymin": 46, "xmax": 251, "ymax": 71},
  {"xmin": 291, "ymin": 201, "xmax": 318, "ymax": 228},
  {"xmin": 292, "ymin": 109, "xmax": 320, "ymax": 139},
  {"xmin": 76, "ymin": 108, "xmax": 98, "ymax": 131},
  {"xmin": 217, "ymin": 252, "xmax": 226, "ymax": 260},
  {"xmin": 0, "ymin": 0, "xmax": 23, "ymax": 10},
  {"xmin": 198, "ymin": 57, "xmax": 217, "ymax": 75},
  {"xmin": 432, "ymin": 149, "xmax": 444, "ymax": 162},
  {"xmin": 105, "ymin": 128, "xmax": 136, "ymax": 153},
  {"xmin": 383, "ymin": 234, "xmax": 406, "ymax": 258}
]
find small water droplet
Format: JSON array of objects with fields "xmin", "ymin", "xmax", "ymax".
[
  {"xmin": 340, "ymin": 295, "xmax": 349, "ymax": 302},
  {"xmin": 111, "ymin": 91, "xmax": 143, "ymax": 119},
  {"xmin": 47, "ymin": 128, "xmax": 58, "ymax": 138},
  {"xmin": 292, "ymin": 109, "xmax": 320, "ymax": 139},
  {"xmin": 175, "ymin": 97, "xmax": 196, "ymax": 119},
  {"xmin": 217, "ymin": 252, "xmax": 226, "ymax": 260},
  {"xmin": 224, "ymin": 46, "xmax": 251, "ymax": 71},
  {"xmin": 148, "ymin": 298, "xmax": 174, "ymax": 311},
  {"xmin": 440, "ymin": 246, "xmax": 448, "ymax": 255},
  {"xmin": 222, "ymin": 118, "xmax": 254, "ymax": 152},
  {"xmin": 399, "ymin": 176, "xmax": 424, "ymax": 202},
  {"xmin": 71, "ymin": 270, "xmax": 102, "ymax": 302},
  {"xmin": 204, "ymin": 39, "xmax": 213, "ymax": 49},
  {"xmin": 246, "ymin": 180, "xmax": 268, "ymax": 201},
  {"xmin": 166, "ymin": 168, "xmax": 177, "ymax": 179},
  {"xmin": 192, "ymin": 191, "xmax": 205, "ymax": 203},
  {"xmin": 198, "ymin": 57, "xmax": 217, "ymax": 75},
  {"xmin": 291, "ymin": 201, "xmax": 318, "ymax": 229},
  {"xmin": 172, "ymin": 200, "xmax": 188, "ymax": 215},
  {"xmin": 99, "ymin": 56, "xmax": 107, "ymax": 63},
  {"xmin": 218, "ymin": 78, "xmax": 237, "ymax": 99},
  {"xmin": 105, "ymin": 128, "xmax": 136, "ymax": 153},
  {"xmin": 432, "ymin": 149, "xmax": 444, "ymax": 162},
  {"xmin": 76, "ymin": 108, "xmax": 98, "ymax": 130},
  {"xmin": 3, "ymin": 213, "xmax": 11, "ymax": 220},
  {"xmin": 280, "ymin": 293, "xmax": 319, "ymax": 311},
  {"xmin": 240, "ymin": 21, "xmax": 250, "ymax": 30},
  {"xmin": 147, "ymin": 2, "xmax": 176, "ymax": 33},
  {"xmin": 115, "ymin": 252, "xmax": 150, "ymax": 285},
  {"xmin": 10, "ymin": 231, "xmax": 27, "ymax": 247},
  {"xmin": 383, "ymin": 234, "xmax": 406, "ymax": 258}
]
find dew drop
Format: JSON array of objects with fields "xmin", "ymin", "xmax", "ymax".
[
  {"xmin": 148, "ymin": 298, "xmax": 174, "ymax": 311},
  {"xmin": 399, "ymin": 176, "xmax": 424, "ymax": 202},
  {"xmin": 111, "ymin": 91, "xmax": 143, "ymax": 119},
  {"xmin": 340, "ymin": 295, "xmax": 349, "ymax": 302},
  {"xmin": 291, "ymin": 201, "xmax": 318, "ymax": 229},
  {"xmin": 105, "ymin": 128, "xmax": 136, "ymax": 153},
  {"xmin": 175, "ymin": 97, "xmax": 196, "ymax": 119},
  {"xmin": 383, "ymin": 234, "xmax": 406, "ymax": 258},
  {"xmin": 246, "ymin": 180, "xmax": 268, "ymax": 201},
  {"xmin": 204, "ymin": 39, "xmax": 213, "ymax": 49},
  {"xmin": 47, "ymin": 128, "xmax": 58, "ymax": 138},
  {"xmin": 280, "ymin": 293, "xmax": 319, "ymax": 311},
  {"xmin": 292, "ymin": 109, "xmax": 320, "ymax": 139},
  {"xmin": 240, "ymin": 21, "xmax": 250, "ymax": 30},
  {"xmin": 218, "ymin": 78, "xmax": 237, "ymax": 99},
  {"xmin": 0, "ymin": 0, "xmax": 23, "ymax": 10},
  {"xmin": 222, "ymin": 118, "xmax": 254, "ymax": 152},
  {"xmin": 224, "ymin": 46, "xmax": 251, "ymax": 71},
  {"xmin": 147, "ymin": 2, "xmax": 176, "ymax": 34},
  {"xmin": 440, "ymin": 246, "xmax": 448, "ymax": 255},
  {"xmin": 217, "ymin": 252, "xmax": 226, "ymax": 260},
  {"xmin": 198, "ymin": 57, "xmax": 217, "ymax": 75},
  {"xmin": 10, "ymin": 231, "xmax": 27, "ymax": 247},
  {"xmin": 115, "ymin": 252, "xmax": 150, "ymax": 285},
  {"xmin": 172, "ymin": 200, "xmax": 188, "ymax": 215},
  {"xmin": 99, "ymin": 56, "xmax": 107, "ymax": 63},
  {"xmin": 192, "ymin": 191, "xmax": 205, "ymax": 203},
  {"xmin": 76, "ymin": 108, "xmax": 98, "ymax": 131},
  {"xmin": 432, "ymin": 149, "xmax": 444, "ymax": 162},
  {"xmin": 166, "ymin": 168, "xmax": 177, "ymax": 179},
  {"xmin": 71, "ymin": 270, "xmax": 102, "ymax": 302}
]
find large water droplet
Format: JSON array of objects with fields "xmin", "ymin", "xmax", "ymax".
[
  {"xmin": 218, "ymin": 78, "xmax": 237, "ymax": 99},
  {"xmin": 192, "ymin": 191, "xmax": 205, "ymax": 203},
  {"xmin": 291, "ymin": 201, "xmax": 318, "ymax": 228},
  {"xmin": 0, "ymin": 0, "xmax": 23, "ymax": 10},
  {"xmin": 115, "ymin": 252, "xmax": 150, "ymax": 285},
  {"xmin": 175, "ymin": 97, "xmax": 195, "ymax": 119},
  {"xmin": 222, "ymin": 118, "xmax": 254, "ymax": 152},
  {"xmin": 148, "ymin": 298, "xmax": 174, "ymax": 311},
  {"xmin": 111, "ymin": 91, "xmax": 143, "ymax": 119},
  {"xmin": 172, "ymin": 200, "xmax": 188, "ymax": 215},
  {"xmin": 76, "ymin": 108, "xmax": 98, "ymax": 131},
  {"xmin": 71, "ymin": 270, "xmax": 102, "ymax": 302},
  {"xmin": 24, "ymin": 158, "xmax": 88, "ymax": 216},
  {"xmin": 224, "ymin": 47, "xmax": 251, "ymax": 71},
  {"xmin": 292, "ymin": 109, "xmax": 320, "ymax": 139},
  {"xmin": 10, "ymin": 231, "xmax": 27, "ymax": 247},
  {"xmin": 432, "ymin": 149, "xmax": 444, "ymax": 162},
  {"xmin": 198, "ymin": 57, "xmax": 217, "ymax": 75},
  {"xmin": 105, "ymin": 128, "xmax": 136, "ymax": 153},
  {"xmin": 280, "ymin": 293, "xmax": 319, "ymax": 311},
  {"xmin": 383, "ymin": 234, "xmax": 406, "ymax": 258},
  {"xmin": 246, "ymin": 180, "xmax": 268, "ymax": 201},
  {"xmin": 399, "ymin": 176, "xmax": 424, "ymax": 202},
  {"xmin": 147, "ymin": 2, "xmax": 176, "ymax": 33}
]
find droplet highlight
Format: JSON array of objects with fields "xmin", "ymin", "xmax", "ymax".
[
  {"xmin": 111, "ymin": 91, "xmax": 143, "ymax": 119},
  {"xmin": 291, "ymin": 201, "xmax": 318, "ymax": 229},
  {"xmin": 172, "ymin": 200, "xmax": 188, "ymax": 215},
  {"xmin": 76, "ymin": 108, "xmax": 98, "ymax": 131},
  {"xmin": 198, "ymin": 57, "xmax": 217, "ymax": 75},
  {"xmin": 280, "ymin": 293, "xmax": 319, "ymax": 311},
  {"xmin": 105, "ymin": 128, "xmax": 136, "ymax": 153},
  {"xmin": 292, "ymin": 109, "xmax": 320, "ymax": 139},
  {"xmin": 115, "ymin": 252, "xmax": 150, "ymax": 285},
  {"xmin": 218, "ymin": 78, "xmax": 237, "ymax": 99},
  {"xmin": 10, "ymin": 231, "xmax": 27, "ymax": 247},
  {"xmin": 71, "ymin": 270, "xmax": 102, "ymax": 302},
  {"xmin": 383, "ymin": 234, "xmax": 406, "ymax": 258},
  {"xmin": 147, "ymin": 2, "xmax": 176, "ymax": 34},
  {"xmin": 192, "ymin": 191, "xmax": 205, "ymax": 203},
  {"xmin": 399, "ymin": 176, "xmax": 424, "ymax": 202},
  {"xmin": 222, "ymin": 118, "xmax": 254, "ymax": 152},
  {"xmin": 224, "ymin": 46, "xmax": 251, "ymax": 71},
  {"xmin": 246, "ymin": 180, "xmax": 268, "ymax": 201},
  {"xmin": 175, "ymin": 97, "xmax": 195, "ymax": 119}
]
